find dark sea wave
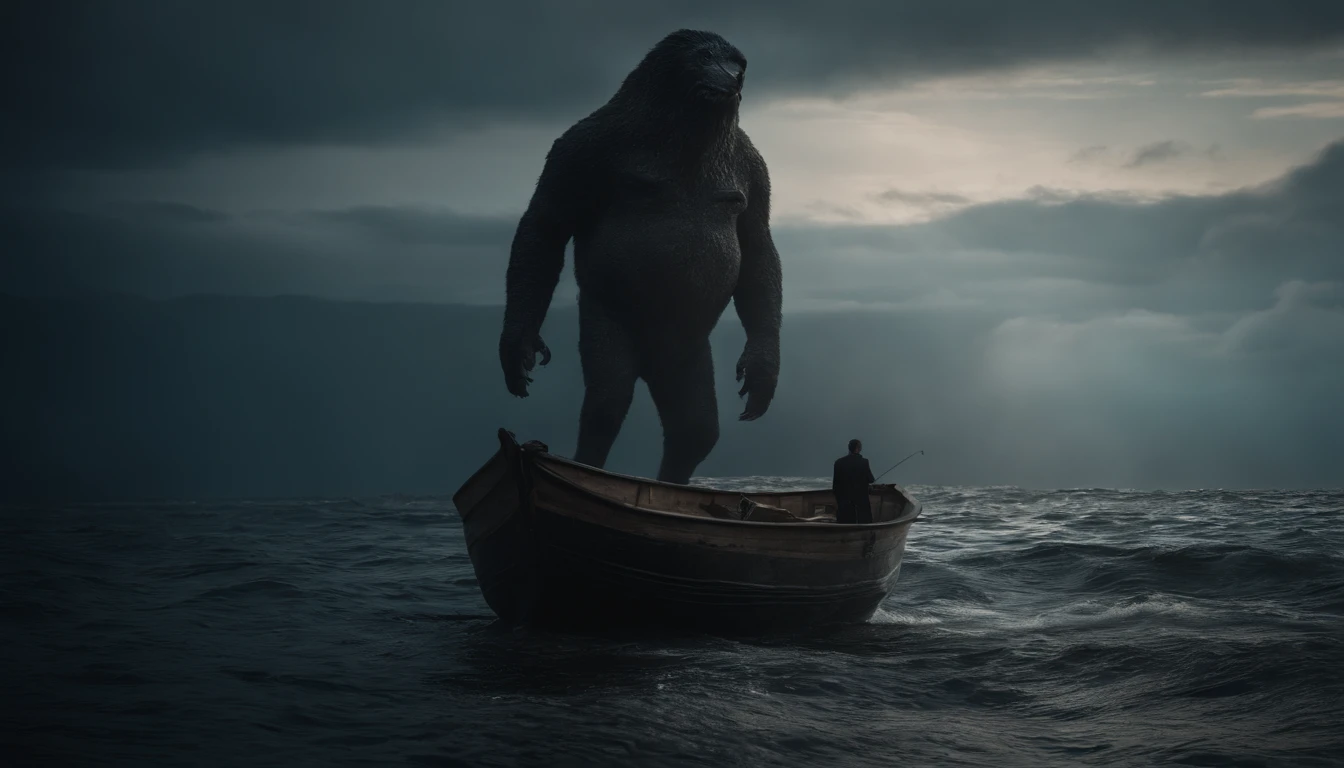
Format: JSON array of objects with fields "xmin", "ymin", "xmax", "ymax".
[{"xmin": 3, "ymin": 485, "xmax": 1342, "ymax": 767}]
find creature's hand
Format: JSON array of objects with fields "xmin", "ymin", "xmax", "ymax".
[
  {"xmin": 499, "ymin": 331, "xmax": 552, "ymax": 398},
  {"xmin": 735, "ymin": 338, "xmax": 779, "ymax": 421}
]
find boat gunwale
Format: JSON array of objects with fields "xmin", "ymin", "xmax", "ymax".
[
  {"xmin": 451, "ymin": 447, "xmax": 508, "ymax": 509},
  {"xmin": 536, "ymin": 450, "xmax": 916, "ymax": 502},
  {"xmin": 532, "ymin": 458, "xmax": 924, "ymax": 532}
]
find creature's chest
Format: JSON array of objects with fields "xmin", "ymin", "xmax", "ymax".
[{"xmin": 609, "ymin": 153, "xmax": 748, "ymax": 217}]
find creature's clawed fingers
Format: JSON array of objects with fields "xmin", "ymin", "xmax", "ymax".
[
  {"xmin": 734, "ymin": 343, "xmax": 776, "ymax": 421},
  {"xmin": 735, "ymin": 350, "xmax": 764, "ymax": 415},
  {"xmin": 736, "ymin": 370, "xmax": 767, "ymax": 420},
  {"xmin": 502, "ymin": 332, "xmax": 554, "ymax": 399},
  {"xmin": 506, "ymin": 364, "xmax": 532, "ymax": 398},
  {"xmin": 738, "ymin": 385, "xmax": 769, "ymax": 420},
  {"xmin": 536, "ymin": 336, "xmax": 552, "ymax": 367}
]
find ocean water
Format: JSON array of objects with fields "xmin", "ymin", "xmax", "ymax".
[{"xmin": 3, "ymin": 484, "xmax": 1342, "ymax": 767}]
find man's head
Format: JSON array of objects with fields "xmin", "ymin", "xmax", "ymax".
[{"xmin": 848, "ymin": 439, "xmax": 862, "ymax": 454}]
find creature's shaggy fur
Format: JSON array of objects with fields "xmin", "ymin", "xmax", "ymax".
[{"xmin": 499, "ymin": 29, "xmax": 783, "ymax": 484}]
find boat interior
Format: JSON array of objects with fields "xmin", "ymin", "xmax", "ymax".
[{"xmin": 537, "ymin": 455, "xmax": 913, "ymax": 524}]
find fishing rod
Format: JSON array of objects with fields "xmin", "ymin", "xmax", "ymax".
[{"xmin": 874, "ymin": 449, "xmax": 924, "ymax": 483}]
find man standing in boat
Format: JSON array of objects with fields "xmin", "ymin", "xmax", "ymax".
[{"xmin": 833, "ymin": 439, "xmax": 876, "ymax": 524}]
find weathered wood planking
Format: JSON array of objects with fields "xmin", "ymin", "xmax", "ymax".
[{"xmin": 451, "ymin": 429, "xmax": 924, "ymax": 634}]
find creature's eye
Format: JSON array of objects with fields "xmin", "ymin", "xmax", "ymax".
[{"xmin": 719, "ymin": 60, "xmax": 743, "ymax": 79}]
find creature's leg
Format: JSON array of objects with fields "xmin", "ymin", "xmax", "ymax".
[
  {"xmin": 573, "ymin": 298, "xmax": 638, "ymax": 469},
  {"xmin": 645, "ymin": 341, "xmax": 720, "ymax": 485}
]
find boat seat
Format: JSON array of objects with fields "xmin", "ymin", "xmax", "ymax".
[
  {"xmin": 699, "ymin": 500, "xmax": 743, "ymax": 520},
  {"xmin": 696, "ymin": 495, "xmax": 828, "ymax": 523},
  {"xmin": 739, "ymin": 497, "xmax": 801, "ymax": 522}
]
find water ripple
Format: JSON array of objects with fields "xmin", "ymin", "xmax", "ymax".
[{"xmin": 3, "ymin": 486, "xmax": 1342, "ymax": 767}]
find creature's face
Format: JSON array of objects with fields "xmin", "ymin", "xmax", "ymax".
[
  {"xmin": 690, "ymin": 41, "xmax": 747, "ymax": 105},
  {"xmin": 647, "ymin": 30, "xmax": 748, "ymax": 108}
]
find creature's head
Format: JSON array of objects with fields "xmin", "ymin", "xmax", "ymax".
[
  {"xmin": 849, "ymin": 439, "xmax": 862, "ymax": 454},
  {"xmin": 627, "ymin": 29, "xmax": 748, "ymax": 109}
]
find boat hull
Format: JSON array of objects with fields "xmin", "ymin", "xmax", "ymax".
[{"xmin": 452, "ymin": 429, "xmax": 921, "ymax": 634}]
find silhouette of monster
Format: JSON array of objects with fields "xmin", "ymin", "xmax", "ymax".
[{"xmin": 499, "ymin": 29, "xmax": 782, "ymax": 484}]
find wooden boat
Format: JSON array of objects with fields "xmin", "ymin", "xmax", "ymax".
[{"xmin": 452, "ymin": 428, "xmax": 923, "ymax": 634}]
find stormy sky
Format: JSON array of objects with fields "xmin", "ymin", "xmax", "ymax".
[{"xmin": 5, "ymin": 1, "xmax": 1344, "ymax": 493}]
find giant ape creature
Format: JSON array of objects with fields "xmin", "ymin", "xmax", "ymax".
[{"xmin": 499, "ymin": 29, "xmax": 783, "ymax": 485}]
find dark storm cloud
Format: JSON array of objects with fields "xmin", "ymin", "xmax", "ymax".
[
  {"xmin": 796, "ymin": 140, "xmax": 1344, "ymax": 303},
  {"xmin": 2, "ymin": 205, "xmax": 309, "ymax": 299},
  {"xmin": 109, "ymin": 201, "xmax": 232, "ymax": 224},
  {"xmin": 0, "ymin": 202, "xmax": 518, "ymax": 303},
  {"xmin": 1125, "ymin": 140, "xmax": 1194, "ymax": 167},
  {"xmin": 6, "ymin": 140, "xmax": 1343, "ymax": 310},
  {"xmin": 5, "ymin": 0, "xmax": 1344, "ymax": 170},
  {"xmin": 5, "ymin": 144, "xmax": 1344, "ymax": 492},
  {"xmin": 305, "ymin": 206, "xmax": 515, "ymax": 248}
]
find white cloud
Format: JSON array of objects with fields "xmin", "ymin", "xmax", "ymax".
[
  {"xmin": 1197, "ymin": 77, "xmax": 1344, "ymax": 120},
  {"xmin": 884, "ymin": 66, "xmax": 1158, "ymax": 101},
  {"xmin": 1200, "ymin": 78, "xmax": 1344, "ymax": 99},
  {"xmin": 1252, "ymin": 102, "xmax": 1344, "ymax": 119},
  {"xmin": 36, "ymin": 54, "xmax": 1342, "ymax": 235}
]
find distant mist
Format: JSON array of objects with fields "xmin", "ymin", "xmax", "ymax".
[{"xmin": 3, "ymin": 294, "xmax": 1340, "ymax": 501}]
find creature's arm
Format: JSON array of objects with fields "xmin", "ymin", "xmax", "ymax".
[
  {"xmin": 865, "ymin": 459, "xmax": 875, "ymax": 485},
  {"xmin": 500, "ymin": 134, "xmax": 593, "ymax": 397},
  {"xmin": 733, "ymin": 144, "xmax": 783, "ymax": 421}
]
